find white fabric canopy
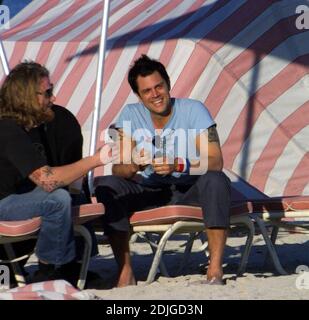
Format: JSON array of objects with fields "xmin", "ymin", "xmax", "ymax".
[{"xmin": 0, "ymin": 0, "xmax": 308, "ymax": 197}]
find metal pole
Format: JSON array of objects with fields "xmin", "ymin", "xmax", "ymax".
[
  {"xmin": 0, "ymin": 38, "xmax": 10, "ymax": 75},
  {"xmin": 87, "ymin": 0, "xmax": 110, "ymax": 194}
]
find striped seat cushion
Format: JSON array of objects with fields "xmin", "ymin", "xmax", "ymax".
[
  {"xmin": 130, "ymin": 204, "xmax": 250, "ymax": 226},
  {"xmin": 0, "ymin": 203, "xmax": 105, "ymax": 237},
  {"xmin": 72, "ymin": 203, "xmax": 105, "ymax": 224},
  {"xmin": 241, "ymin": 196, "xmax": 309, "ymax": 213},
  {"xmin": 287, "ymin": 196, "xmax": 309, "ymax": 211},
  {"xmin": 0, "ymin": 217, "xmax": 41, "ymax": 237}
]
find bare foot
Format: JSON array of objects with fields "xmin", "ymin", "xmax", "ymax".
[
  {"xmin": 206, "ymin": 266, "xmax": 223, "ymax": 282},
  {"xmin": 116, "ymin": 269, "xmax": 137, "ymax": 288}
]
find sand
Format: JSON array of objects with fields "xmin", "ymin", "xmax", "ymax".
[{"xmin": 82, "ymin": 229, "xmax": 309, "ymax": 300}]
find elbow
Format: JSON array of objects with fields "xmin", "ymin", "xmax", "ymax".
[
  {"xmin": 214, "ymin": 158, "xmax": 223, "ymax": 171},
  {"xmin": 209, "ymin": 164, "xmax": 223, "ymax": 172},
  {"xmin": 37, "ymin": 180, "xmax": 65, "ymax": 193},
  {"xmin": 38, "ymin": 182, "xmax": 57, "ymax": 193},
  {"xmin": 208, "ymin": 157, "xmax": 223, "ymax": 172},
  {"xmin": 214, "ymin": 164, "xmax": 223, "ymax": 172}
]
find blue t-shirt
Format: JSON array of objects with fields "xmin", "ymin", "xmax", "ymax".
[{"xmin": 115, "ymin": 98, "xmax": 215, "ymax": 186}]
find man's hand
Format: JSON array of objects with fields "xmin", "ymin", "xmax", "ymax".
[
  {"xmin": 152, "ymin": 156, "xmax": 176, "ymax": 175},
  {"xmin": 132, "ymin": 148, "xmax": 152, "ymax": 170},
  {"xmin": 97, "ymin": 142, "xmax": 120, "ymax": 165}
]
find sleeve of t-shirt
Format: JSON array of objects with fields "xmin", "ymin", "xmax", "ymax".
[
  {"xmin": 49, "ymin": 105, "xmax": 83, "ymax": 165},
  {"xmin": 114, "ymin": 105, "xmax": 132, "ymax": 137},
  {"xmin": 188, "ymin": 100, "xmax": 216, "ymax": 134},
  {"xmin": 4, "ymin": 123, "xmax": 47, "ymax": 178}
]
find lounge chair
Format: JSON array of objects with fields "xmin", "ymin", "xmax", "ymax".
[
  {"xmin": 244, "ymin": 196, "xmax": 309, "ymax": 275},
  {"xmin": 129, "ymin": 170, "xmax": 309, "ymax": 283},
  {"xmin": 130, "ymin": 203, "xmax": 255, "ymax": 284},
  {"xmin": 127, "ymin": 170, "xmax": 260, "ymax": 284},
  {"xmin": 0, "ymin": 203, "xmax": 104, "ymax": 290},
  {"xmin": 223, "ymin": 170, "xmax": 309, "ymax": 275}
]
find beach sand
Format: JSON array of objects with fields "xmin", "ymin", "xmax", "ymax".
[{"xmin": 81, "ymin": 228, "xmax": 309, "ymax": 300}]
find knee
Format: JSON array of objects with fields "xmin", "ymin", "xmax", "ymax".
[
  {"xmin": 95, "ymin": 175, "xmax": 123, "ymax": 188},
  {"xmin": 40, "ymin": 189, "xmax": 72, "ymax": 221},
  {"xmin": 94, "ymin": 175, "xmax": 125, "ymax": 197},
  {"xmin": 199, "ymin": 171, "xmax": 231, "ymax": 191},
  {"xmin": 47, "ymin": 188, "xmax": 72, "ymax": 208}
]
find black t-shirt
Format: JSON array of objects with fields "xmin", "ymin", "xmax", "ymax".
[
  {"xmin": 44, "ymin": 104, "xmax": 83, "ymax": 166},
  {"xmin": 0, "ymin": 119, "xmax": 47, "ymax": 200},
  {"xmin": 0, "ymin": 105, "xmax": 83, "ymax": 200},
  {"xmin": 20, "ymin": 105, "xmax": 83, "ymax": 193}
]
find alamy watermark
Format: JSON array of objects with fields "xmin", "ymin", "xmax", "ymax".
[
  {"xmin": 0, "ymin": 5, "xmax": 10, "ymax": 30},
  {"xmin": 99, "ymin": 123, "xmax": 209, "ymax": 175},
  {"xmin": 0, "ymin": 265, "xmax": 10, "ymax": 291},
  {"xmin": 295, "ymin": 265, "xmax": 309, "ymax": 290},
  {"xmin": 295, "ymin": 4, "xmax": 309, "ymax": 29}
]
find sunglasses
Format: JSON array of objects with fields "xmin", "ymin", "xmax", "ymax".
[{"xmin": 36, "ymin": 84, "xmax": 54, "ymax": 99}]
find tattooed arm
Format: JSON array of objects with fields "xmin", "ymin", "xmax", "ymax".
[
  {"xmin": 29, "ymin": 156, "xmax": 99, "ymax": 192},
  {"xmin": 191, "ymin": 125, "xmax": 223, "ymax": 174},
  {"xmin": 29, "ymin": 144, "xmax": 114, "ymax": 192},
  {"xmin": 29, "ymin": 166, "xmax": 66, "ymax": 192}
]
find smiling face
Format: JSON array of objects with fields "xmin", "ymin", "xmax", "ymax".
[{"xmin": 136, "ymin": 71, "xmax": 172, "ymax": 120}]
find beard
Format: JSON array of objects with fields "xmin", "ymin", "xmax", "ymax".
[
  {"xmin": 43, "ymin": 105, "xmax": 55, "ymax": 122},
  {"xmin": 36, "ymin": 104, "xmax": 55, "ymax": 125}
]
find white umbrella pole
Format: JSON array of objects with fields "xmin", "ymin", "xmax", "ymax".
[
  {"xmin": 0, "ymin": 39, "xmax": 10, "ymax": 75},
  {"xmin": 87, "ymin": 0, "xmax": 110, "ymax": 195}
]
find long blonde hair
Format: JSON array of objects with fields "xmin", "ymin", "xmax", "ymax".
[{"xmin": 0, "ymin": 61, "xmax": 54, "ymax": 129}]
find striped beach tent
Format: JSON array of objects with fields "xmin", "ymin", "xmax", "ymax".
[{"xmin": 0, "ymin": 0, "xmax": 308, "ymax": 197}]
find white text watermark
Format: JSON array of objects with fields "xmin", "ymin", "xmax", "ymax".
[
  {"xmin": 295, "ymin": 4, "xmax": 309, "ymax": 29},
  {"xmin": 295, "ymin": 265, "xmax": 309, "ymax": 290},
  {"xmin": 0, "ymin": 5, "xmax": 10, "ymax": 30},
  {"xmin": 98, "ymin": 124, "xmax": 210, "ymax": 175},
  {"xmin": 0, "ymin": 265, "xmax": 10, "ymax": 291}
]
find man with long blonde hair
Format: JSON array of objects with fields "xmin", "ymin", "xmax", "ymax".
[{"xmin": 0, "ymin": 61, "xmax": 116, "ymax": 282}]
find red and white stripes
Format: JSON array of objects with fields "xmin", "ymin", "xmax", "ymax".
[
  {"xmin": 0, "ymin": 280, "xmax": 84, "ymax": 300},
  {"xmin": 0, "ymin": 0, "xmax": 308, "ymax": 197}
]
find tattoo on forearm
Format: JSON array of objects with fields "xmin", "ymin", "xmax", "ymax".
[
  {"xmin": 30, "ymin": 166, "xmax": 65, "ymax": 192},
  {"xmin": 42, "ymin": 166, "xmax": 53, "ymax": 177},
  {"xmin": 41, "ymin": 181, "xmax": 65, "ymax": 192},
  {"xmin": 31, "ymin": 170, "xmax": 41, "ymax": 181},
  {"xmin": 208, "ymin": 125, "xmax": 220, "ymax": 143}
]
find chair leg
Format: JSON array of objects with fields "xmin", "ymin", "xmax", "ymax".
[
  {"xmin": 263, "ymin": 219, "xmax": 281, "ymax": 267},
  {"xmin": 143, "ymin": 233, "xmax": 170, "ymax": 277},
  {"xmin": 74, "ymin": 225, "xmax": 92, "ymax": 290},
  {"xmin": 145, "ymin": 222, "xmax": 188, "ymax": 284},
  {"xmin": 253, "ymin": 216, "xmax": 287, "ymax": 275},
  {"xmin": 3, "ymin": 243, "xmax": 26, "ymax": 287},
  {"xmin": 177, "ymin": 232, "xmax": 201, "ymax": 274},
  {"xmin": 134, "ymin": 232, "xmax": 169, "ymax": 277},
  {"xmin": 230, "ymin": 215, "xmax": 255, "ymax": 275},
  {"xmin": 270, "ymin": 223, "xmax": 280, "ymax": 245},
  {"xmin": 129, "ymin": 233, "xmax": 139, "ymax": 244}
]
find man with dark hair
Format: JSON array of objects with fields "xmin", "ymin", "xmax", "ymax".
[
  {"xmin": 95, "ymin": 54, "xmax": 231, "ymax": 287},
  {"xmin": 0, "ymin": 61, "xmax": 117, "ymax": 282}
]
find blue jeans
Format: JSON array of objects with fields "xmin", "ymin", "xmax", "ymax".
[
  {"xmin": 95, "ymin": 171, "xmax": 231, "ymax": 235},
  {"xmin": 0, "ymin": 187, "xmax": 75, "ymax": 265}
]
